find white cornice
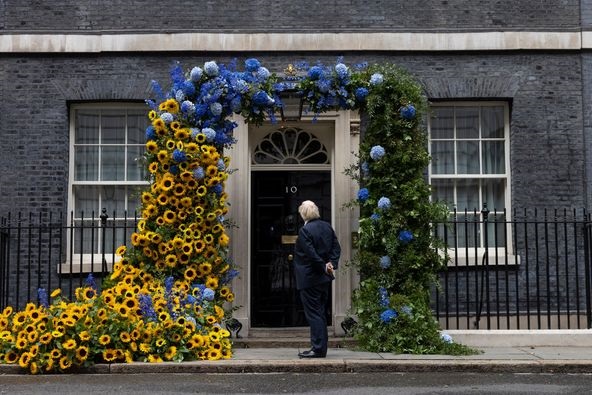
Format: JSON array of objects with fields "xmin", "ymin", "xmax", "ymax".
[{"xmin": 0, "ymin": 31, "xmax": 584, "ymax": 53}]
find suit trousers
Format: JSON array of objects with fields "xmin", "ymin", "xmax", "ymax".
[{"xmin": 299, "ymin": 282, "xmax": 330, "ymax": 355}]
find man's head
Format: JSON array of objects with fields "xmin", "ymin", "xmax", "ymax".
[{"xmin": 298, "ymin": 200, "xmax": 320, "ymax": 222}]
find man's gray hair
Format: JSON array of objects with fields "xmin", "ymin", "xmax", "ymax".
[{"xmin": 298, "ymin": 200, "xmax": 320, "ymax": 222}]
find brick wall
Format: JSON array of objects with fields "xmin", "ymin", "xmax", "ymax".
[{"xmin": 0, "ymin": 1, "xmax": 581, "ymax": 32}]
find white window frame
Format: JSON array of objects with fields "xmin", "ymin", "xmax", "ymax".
[
  {"xmin": 64, "ymin": 103, "xmax": 149, "ymax": 273},
  {"xmin": 428, "ymin": 101, "xmax": 518, "ymax": 266}
]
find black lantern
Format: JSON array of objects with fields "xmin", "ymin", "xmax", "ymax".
[{"xmin": 278, "ymin": 64, "xmax": 304, "ymax": 122}]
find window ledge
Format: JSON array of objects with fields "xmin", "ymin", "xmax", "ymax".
[{"xmin": 59, "ymin": 255, "xmax": 115, "ymax": 274}]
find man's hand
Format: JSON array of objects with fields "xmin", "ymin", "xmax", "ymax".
[{"xmin": 326, "ymin": 262, "xmax": 335, "ymax": 278}]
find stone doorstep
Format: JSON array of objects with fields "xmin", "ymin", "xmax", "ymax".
[{"xmin": 232, "ymin": 337, "xmax": 357, "ymax": 349}]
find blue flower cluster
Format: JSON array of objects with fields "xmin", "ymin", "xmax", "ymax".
[
  {"xmin": 295, "ymin": 60, "xmax": 371, "ymax": 116},
  {"xmin": 148, "ymin": 59, "xmax": 282, "ymax": 148},
  {"xmin": 378, "ymin": 197, "xmax": 391, "ymax": 210},
  {"xmin": 357, "ymin": 187, "xmax": 370, "ymax": 202},
  {"xmin": 378, "ymin": 287, "xmax": 389, "ymax": 307},
  {"xmin": 380, "ymin": 308, "xmax": 398, "ymax": 324},
  {"xmin": 398, "ymin": 230, "xmax": 414, "ymax": 244},
  {"xmin": 369, "ymin": 145, "xmax": 385, "ymax": 161},
  {"xmin": 379, "ymin": 255, "xmax": 391, "ymax": 269}
]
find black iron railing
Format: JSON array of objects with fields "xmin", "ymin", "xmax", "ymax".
[
  {"xmin": 1, "ymin": 208, "xmax": 592, "ymax": 330},
  {"xmin": 0, "ymin": 209, "xmax": 138, "ymax": 310},
  {"xmin": 432, "ymin": 206, "xmax": 592, "ymax": 330}
]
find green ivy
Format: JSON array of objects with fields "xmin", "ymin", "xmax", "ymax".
[{"xmin": 346, "ymin": 64, "xmax": 475, "ymax": 355}]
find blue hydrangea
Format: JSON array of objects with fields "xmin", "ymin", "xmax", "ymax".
[
  {"xmin": 369, "ymin": 145, "xmax": 386, "ymax": 160},
  {"xmin": 257, "ymin": 67, "xmax": 271, "ymax": 81},
  {"xmin": 357, "ymin": 188, "xmax": 369, "ymax": 202},
  {"xmin": 370, "ymin": 73, "xmax": 384, "ymax": 85},
  {"xmin": 204, "ymin": 61, "xmax": 219, "ymax": 76},
  {"xmin": 233, "ymin": 79, "xmax": 249, "ymax": 94},
  {"xmin": 182, "ymin": 80, "xmax": 196, "ymax": 97},
  {"xmin": 245, "ymin": 58, "xmax": 261, "ymax": 72},
  {"xmin": 173, "ymin": 149, "xmax": 187, "ymax": 163},
  {"xmin": 169, "ymin": 165, "xmax": 179, "ymax": 175},
  {"xmin": 355, "ymin": 87, "xmax": 369, "ymax": 101},
  {"xmin": 210, "ymin": 102, "xmax": 223, "ymax": 116},
  {"xmin": 202, "ymin": 127, "xmax": 216, "ymax": 141},
  {"xmin": 145, "ymin": 126, "xmax": 156, "ymax": 141},
  {"xmin": 203, "ymin": 288, "xmax": 215, "ymax": 301},
  {"xmin": 308, "ymin": 65, "xmax": 324, "ymax": 80},
  {"xmin": 217, "ymin": 158, "xmax": 226, "ymax": 171},
  {"xmin": 335, "ymin": 63, "xmax": 349, "ymax": 79},
  {"xmin": 160, "ymin": 112, "xmax": 174, "ymax": 124},
  {"xmin": 316, "ymin": 79, "xmax": 332, "ymax": 93},
  {"xmin": 190, "ymin": 66, "xmax": 203, "ymax": 82},
  {"xmin": 400, "ymin": 104, "xmax": 416, "ymax": 120},
  {"xmin": 378, "ymin": 197, "xmax": 391, "ymax": 210},
  {"xmin": 181, "ymin": 100, "xmax": 195, "ymax": 114},
  {"xmin": 398, "ymin": 230, "xmax": 414, "ymax": 244},
  {"xmin": 440, "ymin": 332, "xmax": 453, "ymax": 344},
  {"xmin": 175, "ymin": 90, "xmax": 186, "ymax": 102},
  {"xmin": 370, "ymin": 213, "xmax": 381, "ymax": 222},
  {"xmin": 193, "ymin": 166, "xmax": 205, "ymax": 179},
  {"xmin": 380, "ymin": 309, "xmax": 398, "ymax": 324},
  {"xmin": 379, "ymin": 255, "xmax": 391, "ymax": 269},
  {"xmin": 252, "ymin": 90, "xmax": 274, "ymax": 106}
]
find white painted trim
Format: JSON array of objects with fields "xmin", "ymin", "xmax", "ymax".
[{"xmin": 0, "ymin": 31, "xmax": 584, "ymax": 53}]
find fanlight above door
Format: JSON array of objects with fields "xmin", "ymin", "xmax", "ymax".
[{"xmin": 252, "ymin": 127, "xmax": 329, "ymax": 165}]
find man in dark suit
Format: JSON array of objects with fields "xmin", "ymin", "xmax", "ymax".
[{"xmin": 293, "ymin": 200, "xmax": 341, "ymax": 358}]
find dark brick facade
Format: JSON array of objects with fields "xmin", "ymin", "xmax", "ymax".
[
  {"xmin": 0, "ymin": 2, "xmax": 591, "ymax": 324},
  {"xmin": 0, "ymin": 1, "xmax": 581, "ymax": 33}
]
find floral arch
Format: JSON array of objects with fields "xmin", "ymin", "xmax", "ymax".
[{"xmin": 0, "ymin": 58, "xmax": 470, "ymax": 374}]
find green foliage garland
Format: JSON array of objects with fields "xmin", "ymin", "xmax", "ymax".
[{"xmin": 346, "ymin": 64, "xmax": 473, "ymax": 354}]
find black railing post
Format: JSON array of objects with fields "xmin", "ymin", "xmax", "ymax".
[
  {"xmin": 584, "ymin": 211, "xmax": 592, "ymax": 329},
  {"xmin": 482, "ymin": 203, "xmax": 491, "ymax": 329},
  {"xmin": 100, "ymin": 208, "xmax": 108, "ymax": 276}
]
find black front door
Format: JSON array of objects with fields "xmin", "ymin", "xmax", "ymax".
[{"xmin": 251, "ymin": 171, "xmax": 331, "ymax": 327}]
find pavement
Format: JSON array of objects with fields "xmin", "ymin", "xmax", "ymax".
[{"xmin": 2, "ymin": 346, "xmax": 592, "ymax": 375}]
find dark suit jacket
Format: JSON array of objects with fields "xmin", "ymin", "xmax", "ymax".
[{"xmin": 293, "ymin": 218, "xmax": 341, "ymax": 290}]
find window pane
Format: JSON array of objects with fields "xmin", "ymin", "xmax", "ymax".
[
  {"xmin": 127, "ymin": 187, "xmax": 142, "ymax": 214},
  {"xmin": 485, "ymin": 212, "xmax": 506, "ymax": 248},
  {"xmin": 127, "ymin": 145, "xmax": 146, "ymax": 181},
  {"xmin": 454, "ymin": 214, "xmax": 479, "ymax": 248},
  {"xmin": 482, "ymin": 179, "xmax": 506, "ymax": 211},
  {"xmin": 101, "ymin": 111, "xmax": 126, "ymax": 144},
  {"xmin": 456, "ymin": 179, "xmax": 480, "ymax": 211},
  {"xmin": 430, "ymin": 107, "xmax": 454, "ymax": 139},
  {"xmin": 74, "ymin": 146, "xmax": 99, "ymax": 181},
  {"xmin": 456, "ymin": 107, "xmax": 479, "ymax": 139},
  {"xmin": 127, "ymin": 111, "xmax": 147, "ymax": 144},
  {"xmin": 482, "ymin": 106, "xmax": 504, "ymax": 138},
  {"xmin": 73, "ymin": 224, "xmax": 99, "ymax": 254},
  {"xmin": 101, "ymin": 146, "xmax": 125, "ymax": 181},
  {"xmin": 101, "ymin": 186, "xmax": 126, "ymax": 216},
  {"xmin": 75, "ymin": 112, "xmax": 99, "ymax": 144},
  {"xmin": 431, "ymin": 141, "xmax": 454, "ymax": 174},
  {"xmin": 431, "ymin": 179, "xmax": 454, "ymax": 209},
  {"xmin": 456, "ymin": 141, "xmax": 479, "ymax": 174},
  {"xmin": 482, "ymin": 141, "xmax": 505, "ymax": 174},
  {"xmin": 74, "ymin": 186, "xmax": 100, "ymax": 217}
]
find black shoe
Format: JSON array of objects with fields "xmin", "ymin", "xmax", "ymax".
[{"xmin": 298, "ymin": 349, "xmax": 326, "ymax": 358}]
